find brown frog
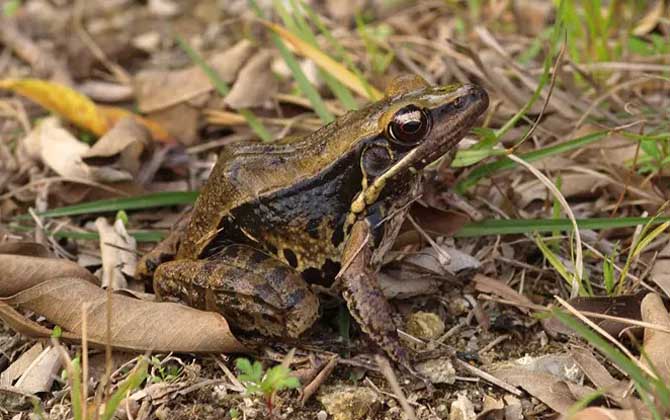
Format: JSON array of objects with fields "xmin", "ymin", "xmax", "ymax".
[{"xmin": 137, "ymin": 75, "xmax": 488, "ymax": 368}]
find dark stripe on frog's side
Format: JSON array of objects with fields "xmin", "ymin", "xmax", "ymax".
[{"xmin": 205, "ymin": 145, "xmax": 364, "ymax": 269}]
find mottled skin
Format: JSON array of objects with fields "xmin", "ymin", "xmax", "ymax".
[{"xmin": 137, "ymin": 75, "xmax": 489, "ymax": 368}]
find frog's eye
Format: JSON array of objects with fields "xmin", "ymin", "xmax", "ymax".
[{"xmin": 387, "ymin": 105, "xmax": 431, "ymax": 145}]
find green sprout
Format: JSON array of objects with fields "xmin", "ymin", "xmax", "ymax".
[{"xmin": 235, "ymin": 358, "xmax": 300, "ymax": 413}]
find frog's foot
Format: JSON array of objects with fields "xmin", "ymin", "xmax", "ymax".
[
  {"xmin": 341, "ymin": 269, "xmax": 411, "ymax": 370},
  {"xmin": 153, "ymin": 244, "xmax": 319, "ymax": 338},
  {"xmin": 136, "ymin": 212, "xmax": 191, "ymax": 282}
]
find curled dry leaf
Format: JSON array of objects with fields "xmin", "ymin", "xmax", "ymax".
[
  {"xmin": 95, "ymin": 217, "xmax": 137, "ymax": 290},
  {"xmin": 224, "ymin": 50, "xmax": 277, "ymax": 109},
  {"xmin": 134, "ymin": 39, "xmax": 254, "ymax": 113},
  {"xmin": 21, "ymin": 117, "xmax": 135, "ymax": 183},
  {"xmin": 0, "ymin": 252, "xmax": 245, "ymax": 354}
]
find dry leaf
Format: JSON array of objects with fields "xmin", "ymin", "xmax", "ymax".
[
  {"xmin": 473, "ymin": 274, "xmax": 534, "ymax": 314},
  {"xmin": 0, "ymin": 343, "xmax": 43, "ymax": 387},
  {"xmin": 649, "ymin": 240, "xmax": 670, "ymax": 298},
  {"xmin": 491, "ymin": 354, "xmax": 592, "ymax": 413},
  {"xmin": 83, "ymin": 116, "xmax": 149, "ymax": 177},
  {"xmin": 0, "ymin": 252, "xmax": 245, "ymax": 354},
  {"xmin": 0, "ymin": 78, "xmax": 170, "ymax": 142},
  {"xmin": 567, "ymin": 407, "xmax": 637, "ymax": 420},
  {"xmin": 640, "ymin": 293, "xmax": 670, "ymax": 383},
  {"xmin": 25, "ymin": 117, "xmax": 91, "ymax": 178},
  {"xmin": 13, "ymin": 346, "xmax": 61, "ymax": 394},
  {"xmin": 225, "ymin": 50, "xmax": 277, "ymax": 109},
  {"xmin": 632, "ymin": 0, "xmax": 665, "ymax": 36},
  {"xmin": 515, "ymin": 173, "xmax": 606, "ymax": 208},
  {"xmin": 0, "ymin": 78, "xmax": 108, "ymax": 134},
  {"xmin": 95, "ymin": 217, "xmax": 137, "ymax": 290},
  {"xmin": 134, "ymin": 39, "xmax": 254, "ymax": 112}
]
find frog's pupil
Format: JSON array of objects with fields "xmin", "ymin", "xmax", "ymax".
[{"xmin": 402, "ymin": 120, "xmax": 421, "ymax": 134}]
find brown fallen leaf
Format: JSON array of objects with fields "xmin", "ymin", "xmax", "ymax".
[
  {"xmin": 0, "ymin": 252, "xmax": 245, "ymax": 354},
  {"xmin": 224, "ymin": 50, "xmax": 277, "ymax": 109},
  {"xmin": 570, "ymin": 346, "xmax": 627, "ymax": 403},
  {"xmin": 0, "ymin": 343, "xmax": 43, "ymax": 387},
  {"xmin": 490, "ymin": 354, "xmax": 593, "ymax": 413},
  {"xmin": 134, "ymin": 39, "xmax": 254, "ymax": 112},
  {"xmin": 649, "ymin": 240, "xmax": 670, "ymax": 298},
  {"xmin": 515, "ymin": 173, "xmax": 607, "ymax": 208},
  {"xmin": 543, "ymin": 293, "xmax": 647, "ymax": 338},
  {"xmin": 83, "ymin": 116, "xmax": 150, "ymax": 177},
  {"xmin": 13, "ymin": 346, "xmax": 61, "ymax": 394},
  {"xmin": 567, "ymin": 407, "xmax": 636, "ymax": 420},
  {"xmin": 473, "ymin": 273, "xmax": 534, "ymax": 314},
  {"xmin": 640, "ymin": 293, "xmax": 670, "ymax": 383}
]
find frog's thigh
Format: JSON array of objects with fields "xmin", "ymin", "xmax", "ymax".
[{"xmin": 153, "ymin": 245, "xmax": 319, "ymax": 338}]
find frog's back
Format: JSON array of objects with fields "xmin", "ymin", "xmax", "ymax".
[{"xmin": 176, "ymin": 106, "xmax": 380, "ymax": 264}]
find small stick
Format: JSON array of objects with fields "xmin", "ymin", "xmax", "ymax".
[
  {"xmin": 455, "ymin": 359, "xmax": 522, "ymax": 396},
  {"xmin": 374, "ymin": 355, "xmax": 417, "ymax": 420},
  {"xmin": 300, "ymin": 355, "xmax": 339, "ymax": 405}
]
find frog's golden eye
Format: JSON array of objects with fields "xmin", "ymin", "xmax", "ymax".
[{"xmin": 387, "ymin": 105, "xmax": 431, "ymax": 145}]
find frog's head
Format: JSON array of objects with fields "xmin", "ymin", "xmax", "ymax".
[{"xmin": 352, "ymin": 76, "xmax": 488, "ymax": 210}]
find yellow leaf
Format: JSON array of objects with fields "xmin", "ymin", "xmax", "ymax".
[
  {"xmin": 262, "ymin": 21, "xmax": 383, "ymax": 100},
  {"xmin": 0, "ymin": 78, "xmax": 172, "ymax": 143},
  {"xmin": 0, "ymin": 78, "xmax": 109, "ymax": 135}
]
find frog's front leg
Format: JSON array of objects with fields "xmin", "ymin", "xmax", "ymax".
[
  {"xmin": 339, "ymin": 219, "xmax": 410, "ymax": 369},
  {"xmin": 153, "ymin": 244, "xmax": 319, "ymax": 338}
]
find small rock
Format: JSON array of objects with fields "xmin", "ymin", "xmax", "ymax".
[
  {"xmin": 132, "ymin": 31, "xmax": 161, "ymax": 52},
  {"xmin": 406, "ymin": 311, "xmax": 445, "ymax": 340},
  {"xmin": 316, "ymin": 410, "xmax": 328, "ymax": 420},
  {"xmin": 449, "ymin": 393, "xmax": 475, "ymax": 420},
  {"xmin": 318, "ymin": 386, "xmax": 378, "ymax": 420},
  {"xmin": 415, "ymin": 358, "xmax": 456, "ymax": 384}
]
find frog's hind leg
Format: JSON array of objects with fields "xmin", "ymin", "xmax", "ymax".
[{"xmin": 153, "ymin": 244, "xmax": 319, "ymax": 338}]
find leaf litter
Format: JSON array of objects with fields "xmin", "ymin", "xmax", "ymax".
[{"xmin": 0, "ymin": 1, "xmax": 669, "ymax": 419}]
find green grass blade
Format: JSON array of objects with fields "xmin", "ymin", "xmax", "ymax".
[
  {"xmin": 552, "ymin": 309, "xmax": 667, "ymax": 418},
  {"xmin": 455, "ymin": 130, "xmax": 610, "ymax": 192},
  {"xmin": 249, "ymin": 0, "xmax": 333, "ymax": 123},
  {"xmin": 271, "ymin": 36, "xmax": 334, "ymax": 123},
  {"xmin": 101, "ymin": 357, "xmax": 148, "ymax": 420},
  {"xmin": 453, "ymin": 216, "xmax": 670, "ymax": 237},
  {"xmin": 277, "ymin": 0, "xmax": 358, "ymax": 110},
  {"xmin": 301, "ymin": 2, "xmax": 376, "ymax": 100},
  {"xmin": 14, "ymin": 191, "xmax": 199, "ymax": 220},
  {"xmin": 175, "ymin": 34, "xmax": 273, "ymax": 142},
  {"xmin": 9, "ymin": 223, "xmax": 166, "ymax": 242}
]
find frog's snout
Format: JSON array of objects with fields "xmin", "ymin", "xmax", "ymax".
[{"xmin": 461, "ymin": 84, "xmax": 489, "ymax": 114}]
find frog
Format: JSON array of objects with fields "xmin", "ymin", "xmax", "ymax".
[{"xmin": 136, "ymin": 75, "xmax": 489, "ymax": 369}]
